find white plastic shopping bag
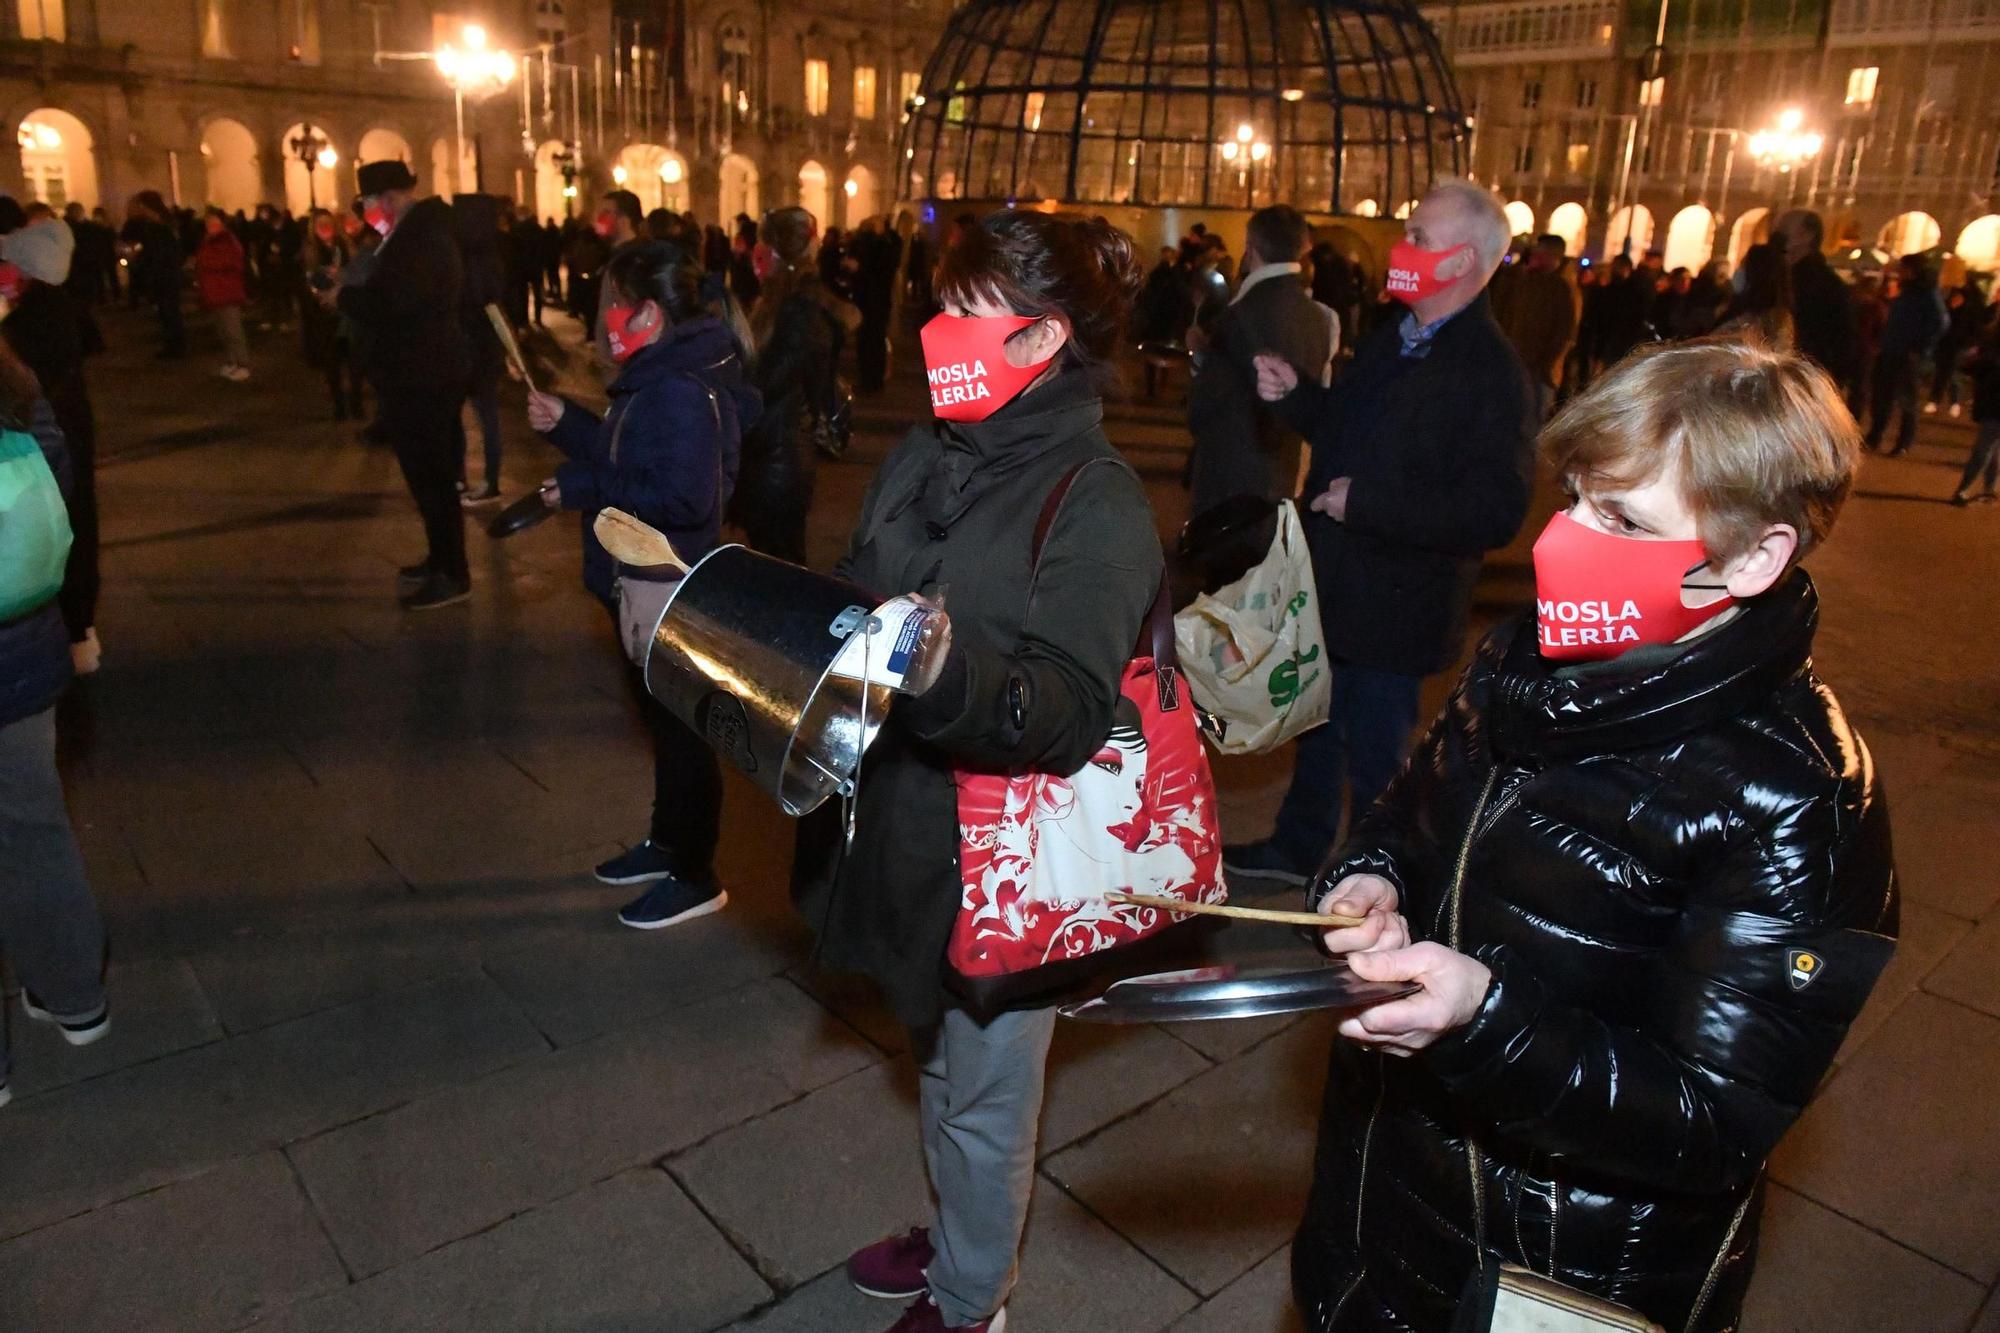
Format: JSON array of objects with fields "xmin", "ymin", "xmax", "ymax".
[{"xmin": 1173, "ymin": 500, "xmax": 1329, "ymax": 755}]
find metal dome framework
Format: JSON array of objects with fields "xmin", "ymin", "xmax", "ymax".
[{"xmin": 898, "ymin": 0, "xmax": 1469, "ymax": 214}]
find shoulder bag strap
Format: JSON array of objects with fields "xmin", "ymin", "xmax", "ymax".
[{"xmin": 1030, "ymin": 458, "xmax": 1181, "ymax": 710}]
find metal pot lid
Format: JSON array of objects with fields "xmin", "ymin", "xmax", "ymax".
[{"xmin": 1059, "ymin": 961, "xmax": 1419, "ymax": 1024}]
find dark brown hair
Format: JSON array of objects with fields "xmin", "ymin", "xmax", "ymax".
[
  {"xmin": 749, "ymin": 206, "xmax": 821, "ymax": 350},
  {"xmin": 934, "ymin": 210, "xmax": 1142, "ymax": 372}
]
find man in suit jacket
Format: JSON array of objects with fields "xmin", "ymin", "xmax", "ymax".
[
  {"xmin": 1185, "ymin": 205, "xmax": 1336, "ymax": 517},
  {"xmin": 1226, "ymin": 180, "xmax": 1535, "ymax": 885},
  {"xmin": 334, "ymin": 160, "xmax": 472, "ymax": 610}
]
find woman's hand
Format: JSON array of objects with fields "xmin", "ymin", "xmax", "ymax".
[
  {"xmin": 1318, "ymin": 873, "xmax": 1409, "ymax": 955},
  {"xmin": 1253, "ymin": 353, "xmax": 1299, "ymax": 402},
  {"xmin": 527, "ymin": 389, "xmax": 564, "ymax": 433},
  {"xmin": 1337, "ymin": 943, "xmax": 1492, "ymax": 1056},
  {"xmin": 906, "ymin": 594, "xmax": 955, "ymax": 696},
  {"xmin": 540, "ymin": 478, "xmax": 562, "ymax": 508}
]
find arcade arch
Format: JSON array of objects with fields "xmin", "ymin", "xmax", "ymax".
[
  {"xmin": 16, "ymin": 108, "xmax": 96, "ymax": 211},
  {"xmin": 1663, "ymin": 205, "xmax": 1715, "ymax": 272},
  {"xmin": 199, "ymin": 116, "xmax": 260, "ymax": 212},
  {"xmin": 844, "ymin": 164, "xmax": 878, "ymax": 227},
  {"xmin": 799, "ymin": 159, "xmax": 830, "ymax": 228}
]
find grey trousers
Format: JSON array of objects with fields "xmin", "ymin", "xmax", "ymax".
[
  {"xmin": 0, "ymin": 707, "xmax": 106, "ymax": 1081},
  {"xmin": 915, "ymin": 1004, "xmax": 1058, "ymax": 1327}
]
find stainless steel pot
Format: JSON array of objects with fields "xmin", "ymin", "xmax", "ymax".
[{"xmin": 616, "ymin": 545, "xmax": 896, "ymax": 817}]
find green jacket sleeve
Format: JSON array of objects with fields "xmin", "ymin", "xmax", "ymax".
[{"xmin": 902, "ymin": 461, "xmax": 1163, "ymax": 776}]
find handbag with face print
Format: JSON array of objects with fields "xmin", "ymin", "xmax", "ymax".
[{"xmin": 948, "ymin": 463, "xmax": 1228, "ymax": 1006}]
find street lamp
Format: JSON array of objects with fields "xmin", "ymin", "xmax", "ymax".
[
  {"xmin": 435, "ymin": 23, "xmax": 517, "ymax": 191},
  {"xmin": 287, "ymin": 124, "xmax": 333, "ymax": 209},
  {"xmin": 1218, "ymin": 121, "xmax": 1271, "ymax": 202},
  {"xmin": 1749, "ymin": 107, "xmax": 1824, "ymax": 174}
]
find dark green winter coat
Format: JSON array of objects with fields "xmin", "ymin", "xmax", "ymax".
[{"xmin": 791, "ymin": 370, "xmax": 1163, "ymax": 1028}]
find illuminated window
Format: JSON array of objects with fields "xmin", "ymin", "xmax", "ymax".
[
  {"xmin": 900, "ymin": 70, "xmax": 922, "ymax": 112},
  {"xmin": 805, "ymin": 58, "xmax": 830, "ymax": 117},
  {"xmin": 1638, "ymin": 76, "xmax": 1665, "ymax": 108},
  {"xmin": 854, "ymin": 65, "xmax": 877, "ymax": 119},
  {"xmin": 17, "ymin": 0, "xmax": 64, "ymax": 40},
  {"xmin": 1845, "ymin": 66, "xmax": 1879, "ymax": 106},
  {"xmin": 290, "ymin": 0, "xmax": 321, "ymax": 64},
  {"xmin": 1023, "ymin": 91, "xmax": 1045, "ymax": 131},
  {"xmin": 200, "ymin": 0, "xmax": 232, "ymax": 58},
  {"xmin": 1566, "ymin": 141, "xmax": 1590, "ymax": 174}
]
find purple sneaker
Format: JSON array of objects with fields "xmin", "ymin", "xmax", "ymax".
[{"xmin": 848, "ymin": 1227, "xmax": 934, "ymax": 1300}]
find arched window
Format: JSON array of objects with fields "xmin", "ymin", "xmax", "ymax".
[
  {"xmin": 200, "ymin": 116, "xmax": 261, "ymax": 212},
  {"xmin": 1663, "ymin": 205, "xmax": 1715, "ymax": 272},
  {"xmin": 1546, "ymin": 202, "xmax": 1587, "ymax": 256},
  {"xmin": 1503, "ymin": 200, "xmax": 1535, "ymax": 238},
  {"xmin": 18, "ymin": 109, "xmax": 96, "ymax": 209}
]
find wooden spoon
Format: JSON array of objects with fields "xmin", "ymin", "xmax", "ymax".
[
  {"xmin": 594, "ymin": 507, "xmax": 690, "ymax": 572},
  {"xmin": 1106, "ymin": 891, "xmax": 1363, "ymax": 930}
]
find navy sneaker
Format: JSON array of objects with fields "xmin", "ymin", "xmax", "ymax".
[
  {"xmin": 1221, "ymin": 839, "xmax": 1314, "ymax": 887},
  {"xmin": 22, "ymin": 991, "xmax": 111, "ymax": 1047},
  {"xmin": 618, "ymin": 875, "xmax": 727, "ymax": 930},
  {"xmin": 594, "ymin": 839, "xmax": 680, "ymax": 886}
]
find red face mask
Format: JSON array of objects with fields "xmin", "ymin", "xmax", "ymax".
[
  {"xmin": 1385, "ymin": 239, "xmax": 1473, "ymax": 302},
  {"xmin": 363, "ymin": 203, "xmax": 394, "ymax": 237},
  {"xmin": 1531, "ymin": 511, "xmax": 1735, "ymax": 663},
  {"xmin": 751, "ymin": 241, "xmax": 779, "ymax": 282},
  {"xmin": 0, "ymin": 262, "xmax": 23, "ymax": 303},
  {"xmin": 204, "ymin": 217, "xmax": 226, "ymax": 236},
  {"xmin": 603, "ymin": 301, "xmax": 661, "ymax": 363},
  {"xmin": 919, "ymin": 313, "xmax": 1050, "ymax": 422},
  {"xmin": 592, "ymin": 211, "xmax": 616, "ymax": 239}
]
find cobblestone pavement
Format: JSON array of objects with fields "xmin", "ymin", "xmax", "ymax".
[{"xmin": 1, "ymin": 305, "xmax": 1995, "ymax": 1333}]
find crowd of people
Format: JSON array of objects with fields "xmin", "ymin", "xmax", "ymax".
[{"xmin": 0, "ymin": 159, "xmax": 1955, "ymax": 1333}]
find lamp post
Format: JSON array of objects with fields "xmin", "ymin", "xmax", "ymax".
[
  {"xmin": 1748, "ymin": 107, "xmax": 1824, "ymax": 205},
  {"xmin": 287, "ymin": 124, "xmax": 335, "ymax": 209},
  {"xmin": 435, "ymin": 23, "xmax": 517, "ymax": 192},
  {"xmin": 553, "ymin": 143, "xmax": 579, "ymax": 217},
  {"xmin": 1218, "ymin": 121, "xmax": 1271, "ymax": 207}
]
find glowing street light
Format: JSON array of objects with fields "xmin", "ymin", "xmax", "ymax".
[
  {"xmin": 315, "ymin": 145, "xmax": 338, "ymax": 172},
  {"xmin": 435, "ymin": 22, "xmax": 517, "ymax": 191},
  {"xmin": 611, "ymin": 163, "xmax": 629, "ymax": 185},
  {"xmin": 1748, "ymin": 106, "xmax": 1824, "ymax": 174},
  {"xmin": 658, "ymin": 157, "xmax": 684, "ymax": 185},
  {"xmin": 286, "ymin": 123, "xmax": 334, "ymax": 209}
]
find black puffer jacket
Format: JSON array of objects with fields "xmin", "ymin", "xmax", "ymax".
[{"xmin": 1293, "ymin": 572, "xmax": 1897, "ymax": 1332}]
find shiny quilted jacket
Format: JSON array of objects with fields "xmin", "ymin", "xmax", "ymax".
[{"xmin": 1292, "ymin": 571, "xmax": 1898, "ymax": 1332}]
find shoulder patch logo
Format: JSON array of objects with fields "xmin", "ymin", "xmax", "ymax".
[{"xmin": 1788, "ymin": 949, "xmax": 1822, "ymax": 991}]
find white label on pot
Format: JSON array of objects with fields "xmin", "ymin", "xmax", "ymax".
[{"xmin": 828, "ymin": 596, "xmax": 935, "ymax": 692}]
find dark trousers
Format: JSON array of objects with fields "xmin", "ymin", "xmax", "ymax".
[
  {"xmin": 379, "ymin": 390, "xmax": 469, "ymax": 582},
  {"xmin": 50, "ymin": 384, "xmax": 98, "ymax": 642},
  {"xmin": 1958, "ymin": 419, "xmax": 2000, "ymax": 496},
  {"xmin": 326, "ymin": 337, "xmax": 367, "ymax": 420},
  {"xmin": 1867, "ymin": 351, "xmax": 1922, "ymax": 451},
  {"xmin": 1270, "ymin": 659, "xmax": 1424, "ymax": 869},
  {"xmin": 857, "ymin": 312, "xmax": 890, "ymax": 391},
  {"xmin": 615, "ymin": 627, "xmax": 723, "ymax": 876},
  {"xmin": 463, "ymin": 376, "xmax": 502, "ymax": 490},
  {"xmin": 152, "ymin": 282, "xmax": 186, "ymax": 355}
]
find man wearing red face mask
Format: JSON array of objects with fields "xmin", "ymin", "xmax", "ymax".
[
  {"xmin": 1226, "ymin": 179, "xmax": 1535, "ymax": 889},
  {"xmin": 333, "ymin": 160, "xmax": 472, "ymax": 610},
  {"xmin": 1289, "ymin": 340, "xmax": 1897, "ymax": 1332}
]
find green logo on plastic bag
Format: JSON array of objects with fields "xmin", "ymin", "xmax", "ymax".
[{"xmin": 1268, "ymin": 644, "xmax": 1322, "ymax": 709}]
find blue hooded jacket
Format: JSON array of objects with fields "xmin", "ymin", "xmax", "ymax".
[{"xmin": 540, "ymin": 315, "xmax": 760, "ymax": 606}]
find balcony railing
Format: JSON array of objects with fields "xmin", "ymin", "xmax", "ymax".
[
  {"xmin": 1831, "ymin": 0, "xmax": 2000, "ymax": 38},
  {"xmin": 1421, "ymin": 0, "xmax": 1620, "ymax": 62}
]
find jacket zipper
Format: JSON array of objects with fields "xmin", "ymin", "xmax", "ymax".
[
  {"xmin": 1447, "ymin": 763, "xmax": 1516, "ymax": 1270},
  {"xmin": 1333, "ymin": 1062, "xmax": 1390, "ymax": 1327}
]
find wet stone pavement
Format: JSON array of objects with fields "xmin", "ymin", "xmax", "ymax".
[{"xmin": 1, "ymin": 305, "xmax": 1997, "ymax": 1332}]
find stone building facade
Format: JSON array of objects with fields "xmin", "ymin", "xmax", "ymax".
[
  {"xmin": 4, "ymin": 0, "xmax": 951, "ymax": 230},
  {"xmin": 1425, "ymin": 0, "xmax": 2000, "ymax": 269}
]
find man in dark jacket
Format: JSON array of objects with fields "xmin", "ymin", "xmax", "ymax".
[
  {"xmin": 852, "ymin": 216, "xmax": 904, "ymax": 393},
  {"xmin": 1589, "ymin": 253, "xmax": 1649, "ymax": 370},
  {"xmin": 334, "ymin": 160, "xmax": 472, "ymax": 610},
  {"xmin": 120, "ymin": 190, "xmax": 185, "ymax": 358},
  {"xmin": 1185, "ymin": 204, "xmax": 1336, "ymax": 517},
  {"xmin": 1774, "ymin": 209, "xmax": 1859, "ymax": 390},
  {"xmin": 1225, "ymin": 180, "xmax": 1534, "ymax": 886},
  {"xmin": 1865, "ymin": 255, "xmax": 1948, "ymax": 455},
  {"xmin": 0, "ymin": 350, "xmax": 111, "ymax": 1102},
  {"xmin": 1488, "ymin": 233, "xmax": 1580, "ymax": 422},
  {"xmin": 1291, "ymin": 340, "xmax": 1895, "ymax": 1333}
]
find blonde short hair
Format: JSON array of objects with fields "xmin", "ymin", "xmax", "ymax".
[{"xmin": 1539, "ymin": 339, "xmax": 1860, "ymax": 563}]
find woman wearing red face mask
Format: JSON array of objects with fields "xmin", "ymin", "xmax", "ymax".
[
  {"xmin": 525, "ymin": 242, "xmax": 762, "ymax": 929},
  {"xmin": 794, "ymin": 211, "xmax": 1159, "ymax": 1333},
  {"xmin": 1290, "ymin": 341, "xmax": 1896, "ymax": 1332},
  {"xmin": 193, "ymin": 209, "xmax": 251, "ymax": 382}
]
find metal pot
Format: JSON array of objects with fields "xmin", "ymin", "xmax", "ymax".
[{"xmin": 617, "ymin": 545, "xmax": 896, "ymax": 817}]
